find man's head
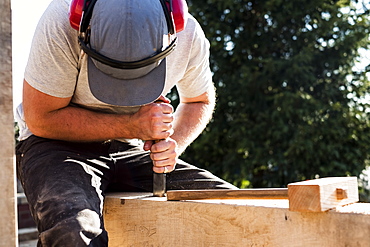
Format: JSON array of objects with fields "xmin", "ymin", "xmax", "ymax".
[{"xmin": 78, "ymin": 0, "xmax": 177, "ymax": 106}]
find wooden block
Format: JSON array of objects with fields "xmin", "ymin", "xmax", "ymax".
[
  {"xmin": 167, "ymin": 188, "xmax": 289, "ymax": 201},
  {"xmin": 288, "ymin": 177, "xmax": 358, "ymax": 212}
]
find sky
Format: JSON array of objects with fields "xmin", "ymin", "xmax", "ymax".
[{"xmin": 11, "ymin": 0, "xmax": 52, "ymax": 111}]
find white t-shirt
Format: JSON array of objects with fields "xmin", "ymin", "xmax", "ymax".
[{"xmin": 16, "ymin": 0, "xmax": 213, "ymax": 141}]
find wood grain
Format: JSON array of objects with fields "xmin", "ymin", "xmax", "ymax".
[{"xmin": 104, "ymin": 192, "xmax": 370, "ymax": 247}]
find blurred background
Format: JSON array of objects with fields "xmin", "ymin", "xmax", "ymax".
[{"xmin": 177, "ymin": 0, "xmax": 370, "ymax": 201}]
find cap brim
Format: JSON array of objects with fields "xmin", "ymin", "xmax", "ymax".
[{"xmin": 88, "ymin": 57, "xmax": 166, "ymax": 106}]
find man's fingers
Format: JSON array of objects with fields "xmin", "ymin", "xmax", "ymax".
[
  {"xmin": 156, "ymin": 102, "xmax": 173, "ymax": 114},
  {"xmin": 153, "ymin": 165, "xmax": 173, "ymax": 173},
  {"xmin": 150, "ymin": 139, "xmax": 177, "ymax": 173},
  {"xmin": 156, "ymin": 95, "xmax": 171, "ymax": 104},
  {"xmin": 150, "ymin": 139, "xmax": 176, "ymax": 153},
  {"xmin": 143, "ymin": 140, "xmax": 154, "ymax": 151}
]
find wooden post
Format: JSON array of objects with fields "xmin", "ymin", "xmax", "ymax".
[{"xmin": 0, "ymin": 0, "xmax": 17, "ymax": 245}]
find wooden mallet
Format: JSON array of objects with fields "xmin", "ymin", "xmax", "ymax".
[{"xmin": 166, "ymin": 177, "xmax": 359, "ymax": 212}]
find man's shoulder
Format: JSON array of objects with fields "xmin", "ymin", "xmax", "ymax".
[
  {"xmin": 36, "ymin": 0, "xmax": 79, "ymax": 48},
  {"xmin": 177, "ymin": 14, "xmax": 207, "ymax": 45},
  {"xmin": 184, "ymin": 14, "xmax": 201, "ymax": 33}
]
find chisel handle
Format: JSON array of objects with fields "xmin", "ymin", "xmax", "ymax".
[{"xmin": 152, "ymin": 140, "xmax": 166, "ymax": 197}]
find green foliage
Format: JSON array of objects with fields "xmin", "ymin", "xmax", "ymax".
[{"xmin": 181, "ymin": 0, "xmax": 370, "ymax": 190}]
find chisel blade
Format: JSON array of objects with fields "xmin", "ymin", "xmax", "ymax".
[{"xmin": 153, "ymin": 172, "xmax": 166, "ymax": 197}]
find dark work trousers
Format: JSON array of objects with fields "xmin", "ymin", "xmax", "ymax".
[{"xmin": 16, "ymin": 135, "xmax": 237, "ymax": 247}]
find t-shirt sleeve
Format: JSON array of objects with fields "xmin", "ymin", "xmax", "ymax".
[
  {"xmin": 24, "ymin": 0, "xmax": 81, "ymax": 98},
  {"xmin": 175, "ymin": 16, "xmax": 214, "ymax": 99}
]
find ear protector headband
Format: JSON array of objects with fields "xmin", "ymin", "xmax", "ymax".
[
  {"xmin": 69, "ymin": 0, "xmax": 188, "ymax": 69},
  {"xmin": 69, "ymin": 0, "xmax": 188, "ymax": 33}
]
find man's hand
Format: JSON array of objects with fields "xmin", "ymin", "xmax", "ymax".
[
  {"xmin": 141, "ymin": 95, "xmax": 177, "ymax": 173},
  {"xmin": 129, "ymin": 95, "xmax": 174, "ymax": 141},
  {"xmin": 143, "ymin": 138, "xmax": 178, "ymax": 173}
]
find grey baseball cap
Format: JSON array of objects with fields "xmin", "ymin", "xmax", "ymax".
[{"xmin": 87, "ymin": 0, "xmax": 169, "ymax": 106}]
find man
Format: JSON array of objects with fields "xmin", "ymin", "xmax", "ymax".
[{"xmin": 16, "ymin": 0, "xmax": 237, "ymax": 246}]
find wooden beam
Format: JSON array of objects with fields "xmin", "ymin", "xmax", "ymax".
[
  {"xmin": 167, "ymin": 188, "xmax": 289, "ymax": 200},
  {"xmin": 0, "ymin": 0, "xmax": 17, "ymax": 246},
  {"xmin": 288, "ymin": 177, "xmax": 359, "ymax": 212},
  {"xmin": 104, "ymin": 192, "xmax": 370, "ymax": 247}
]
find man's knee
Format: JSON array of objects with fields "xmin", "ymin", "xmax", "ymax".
[{"xmin": 39, "ymin": 209, "xmax": 107, "ymax": 247}]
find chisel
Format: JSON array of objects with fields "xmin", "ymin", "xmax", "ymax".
[
  {"xmin": 153, "ymin": 172, "xmax": 166, "ymax": 197},
  {"xmin": 153, "ymin": 140, "xmax": 166, "ymax": 197},
  {"xmin": 152, "ymin": 98, "xmax": 169, "ymax": 197}
]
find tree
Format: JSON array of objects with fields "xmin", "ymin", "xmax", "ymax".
[{"xmin": 180, "ymin": 0, "xmax": 370, "ymax": 191}]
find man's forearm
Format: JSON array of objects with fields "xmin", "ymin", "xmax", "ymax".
[
  {"xmin": 25, "ymin": 101, "xmax": 174, "ymax": 142},
  {"xmin": 23, "ymin": 80, "xmax": 175, "ymax": 142},
  {"xmin": 171, "ymin": 100, "xmax": 214, "ymax": 155},
  {"xmin": 27, "ymin": 105, "xmax": 138, "ymax": 142}
]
